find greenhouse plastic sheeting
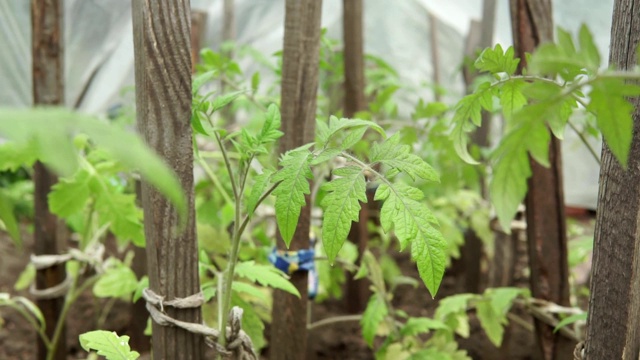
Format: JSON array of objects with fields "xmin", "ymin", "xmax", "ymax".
[{"xmin": 0, "ymin": 0, "xmax": 613, "ymax": 209}]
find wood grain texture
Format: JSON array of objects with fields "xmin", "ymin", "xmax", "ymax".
[
  {"xmin": 270, "ymin": 0, "xmax": 323, "ymax": 359},
  {"xmin": 510, "ymin": 1, "xmax": 573, "ymax": 359},
  {"xmin": 132, "ymin": 1, "xmax": 202, "ymax": 358},
  {"xmin": 585, "ymin": 1, "xmax": 640, "ymax": 358},
  {"xmin": 31, "ymin": 1, "xmax": 67, "ymax": 359},
  {"xmin": 342, "ymin": 0, "xmax": 370, "ymax": 314}
]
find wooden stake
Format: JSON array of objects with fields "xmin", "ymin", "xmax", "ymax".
[
  {"xmin": 509, "ymin": 0, "xmax": 573, "ymax": 358},
  {"xmin": 31, "ymin": 0, "xmax": 67, "ymax": 358},
  {"xmin": 270, "ymin": 0, "xmax": 323, "ymax": 358},
  {"xmin": 132, "ymin": 0, "xmax": 202, "ymax": 358},
  {"xmin": 585, "ymin": 0, "xmax": 640, "ymax": 358}
]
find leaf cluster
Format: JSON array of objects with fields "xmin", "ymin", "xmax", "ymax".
[{"xmin": 451, "ymin": 25, "xmax": 640, "ymax": 230}]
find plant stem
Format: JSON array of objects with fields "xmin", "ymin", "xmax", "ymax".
[
  {"xmin": 218, "ymin": 214, "xmax": 241, "ymax": 348},
  {"xmin": 8, "ymin": 304, "xmax": 52, "ymax": 348},
  {"xmin": 197, "ymin": 156, "xmax": 234, "ymax": 206},
  {"xmin": 213, "ymin": 131, "xmax": 239, "ymax": 200},
  {"xmin": 237, "ymin": 181, "xmax": 281, "ymax": 235},
  {"xmin": 567, "ymin": 120, "xmax": 601, "ymax": 165},
  {"xmin": 221, "ymin": 76, "xmax": 268, "ymax": 112},
  {"xmin": 307, "ymin": 314, "xmax": 362, "ymax": 331},
  {"xmin": 46, "ymin": 274, "xmax": 99, "ymax": 360}
]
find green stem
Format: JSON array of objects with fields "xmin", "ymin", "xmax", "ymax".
[
  {"xmin": 213, "ymin": 131, "xmax": 239, "ymax": 201},
  {"xmin": 567, "ymin": 120, "xmax": 601, "ymax": 165},
  {"xmin": 218, "ymin": 214, "xmax": 241, "ymax": 348},
  {"xmin": 197, "ymin": 156, "xmax": 234, "ymax": 206},
  {"xmin": 96, "ymin": 297, "xmax": 118, "ymax": 330},
  {"xmin": 8, "ymin": 304, "xmax": 51, "ymax": 348},
  {"xmin": 307, "ymin": 314, "xmax": 362, "ymax": 331},
  {"xmin": 221, "ymin": 76, "xmax": 268, "ymax": 112},
  {"xmin": 237, "ymin": 181, "xmax": 281, "ymax": 235},
  {"xmin": 46, "ymin": 274, "xmax": 100, "ymax": 360}
]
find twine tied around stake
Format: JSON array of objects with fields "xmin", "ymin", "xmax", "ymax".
[
  {"xmin": 142, "ymin": 288, "xmax": 257, "ymax": 359},
  {"xmin": 28, "ymin": 244, "xmax": 106, "ymax": 299}
]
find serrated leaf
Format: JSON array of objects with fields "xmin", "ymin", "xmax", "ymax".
[
  {"xmin": 341, "ymin": 126, "xmax": 369, "ymax": 150},
  {"xmin": 413, "ymin": 100, "xmax": 448, "ymax": 119},
  {"xmin": 95, "ymin": 190, "xmax": 144, "ymax": 247},
  {"xmin": 451, "ymin": 82, "xmax": 495, "ymax": 164},
  {"xmin": 475, "ymin": 44, "xmax": 520, "ymax": 75},
  {"xmin": 528, "ymin": 27, "xmax": 591, "ymax": 80},
  {"xmin": 578, "ymin": 24, "xmax": 600, "ymax": 70},
  {"xmin": 232, "ymin": 281, "xmax": 267, "ymax": 301},
  {"xmin": 311, "ymin": 147, "xmax": 342, "ymax": 165},
  {"xmin": 0, "ymin": 141, "xmax": 39, "ymax": 171},
  {"xmin": 371, "ymin": 134, "xmax": 439, "ymax": 182},
  {"xmin": 587, "ymin": 77, "xmax": 639, "ymax": 167},
  {"xmin": 375, "ymin": 183, "xmax": 446, "ymax": 296},
  {"xmin": 49, "ymin": 169, "xmax": 92, "ymax": 218},
  {"xmin": 317, "ymin": 116, "xmax": 385, "ymax": 149},
  {"xmin": 257, "ymin": 104, "xmax": 283, "ymax": 145},
  {"xmin": 209, "ymin": 91, "xmax": 244, "ymax": 113},
  {"xmin": 246, "ymin": 169, "xmax": 274, "ymax": 214},
  {"xmin": 79, "ymin": 330, "xmax": 140, "ymax": 360},
  {"xmin": 361, "ymin": 294, "xmax": 388, "ymax": 347},
  {"xmin": 400, "ymin": 317, "xmax": 449, "ymax": 337},
  {"xmin": 490, "ymin": 113, "xmax": 551, "ymax": 232},
  {"xmin": 476, "ymin": 287, "xmax": 524, "ymax": 347},
  {"xmin": 93, "ymin": 265, "xmax": 139, "ymax": 298},
  {"xmin": 234, "ymin": 261, "xmax": 300, "ymax": 297},
  {"xmin": 499, "ymin": 79, "xmax": 527, "ymax": 119},
  {"xmin": 272, "ymin": 148, "xmax": 313, "ymax": 246},
  {"xmin": 321, "ymin": 166, "xmax": 367, "ymax": 261}
]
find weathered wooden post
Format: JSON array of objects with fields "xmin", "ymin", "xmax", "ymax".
[
  {"xmin": 342, "ymin": 0, "xmax": 370, "ymax": 314},
  {"xmin": 509, "ymin": 0, "xmax": 573, "ymax": 358},
  {"xmin": 270, "ymin": 0, "xmax": 323, "ymax": 358},
  {"xmin": 584, "ymin": 0, "xmax": 640, "ymax": 358},
  {"xmin": 132, "ymin": 1, "xmax": 202, "ymax": 358},
  {"xmin": 31, "ymin": 0, "xmax": 67, "ymax": 359}
]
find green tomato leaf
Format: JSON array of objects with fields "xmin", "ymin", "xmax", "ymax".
[
  {"xmin": 79, "ymin": 330, "xmax": 140, "ymax": 360},
  {"xmin": 475, "ymin": 44, "xmax": 520, "ymax": 76},
  {"xmin": 375, "ymin": 183, "xmax": 446, "ymax": 297},
  {"xmin": 499, "ymin": 79, "xmax": 527, "ymax": 119},
  {"xmin": 257, "ymin": 104, "xmax": 284, "ymax": 145},
  {"xmin": 321, "ymin": 166, "xmax": 367, "ymax": 262},
  {"xmin": 400, "ymin": 317, "xmax": 449, "ymax": 337},
  {"xmin": 95, "ymin": 190, "xmax": 144, "ymax": 247},
  {"xmin": 361, "ymin": 294, "xmax": 388, "ymax": 347},
  {"xmin": 234, "ymin": 261, "xmax": 300, "ymax": 297},
  {"xmin": 209, "ymin": 91, "xmax": 244, "ymax": 113},
  {"xmin": 578, "ymin": 24, "xmax": 600, "ymax": 70},
  {"xmin": 371, "ymin": 133, "xmax": 439, "ymax": 182},
  {"xmin": 272, "ymin": 147, "xmax": 313, "ymax": 246},
  {"xmin": 93, "ymin": 264, "xmax": 139, "ymax": 299},
  {"xmin": 246, "ymin": 169, "xmax": 274, "ymax": 214},
  {"xmin": 587, "ymin": 77, "xmax": 640, "ymax": 168},
  {"xmin": 48, "ymin": 169, "xmax": 92, "ymax": 218}
]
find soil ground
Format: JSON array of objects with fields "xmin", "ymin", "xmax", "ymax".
[{"xmin": 1, "ymin": 219, "xmax": 591, "ymax": 359}]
